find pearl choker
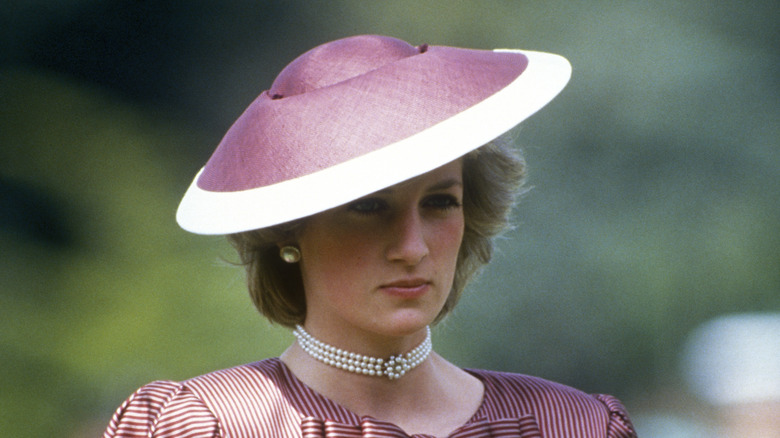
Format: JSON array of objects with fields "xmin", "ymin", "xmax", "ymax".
[{"xmin": 293, "ymin": 325, "xmax": 432, "ymax": 380}]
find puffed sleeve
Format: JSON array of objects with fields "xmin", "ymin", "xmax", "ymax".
[
  {"xmin": 594, "ymin": 394, "xmax": 637, "ymax": 438},
  {"xmin": 103, "ymin": 380, "xmax": 221, "ymax": 438}
]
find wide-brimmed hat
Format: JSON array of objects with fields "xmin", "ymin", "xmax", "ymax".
[{"xmin": 177, "ymin": 35, "xmax": 571, "ymax": 235}]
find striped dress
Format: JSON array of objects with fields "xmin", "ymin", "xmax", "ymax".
[{"xmin": 103, "ymin": 358, "xmax": 636, "ymax": 438}]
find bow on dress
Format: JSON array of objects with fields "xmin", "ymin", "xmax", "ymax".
[{"xmin": 301, "ymin": 415, "xmax": 542, "ymax": 438}]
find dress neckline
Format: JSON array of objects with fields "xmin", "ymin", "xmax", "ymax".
[{"xmin": 273, "ymin": 357, "xmax": 493, "ymax": 435}]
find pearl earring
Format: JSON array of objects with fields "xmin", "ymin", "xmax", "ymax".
[{"xmin": 279, "ymin": 245, "xmax": 301, "ymax": 263}]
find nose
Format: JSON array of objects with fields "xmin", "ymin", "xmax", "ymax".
[{"xmin": 385, "ymin": 207, "xmax": 429, "ymax": 266}]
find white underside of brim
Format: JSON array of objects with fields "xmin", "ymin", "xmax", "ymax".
[{"xmin": 177, "ymin": 50, "xmax": 572, "ymax": 234}]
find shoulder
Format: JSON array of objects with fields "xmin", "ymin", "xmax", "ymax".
[
  {"xmin": 183, "ymin": 357, "xmax": 288, "ymax": 397},
  {"xmin": 470, "ymin": 368, "xmax": 596, "ymax": 402},
  {"xmin": 103, "ymin": 380, "xmax": 219, "ymax": 438},
  {"xmin": 103, "ymin": 359, "xmax": 300, "ymax": 438},
  {"xmin": 469, "ymin": 369, "xmax": 636, "ymax": 437},
  {"xmin": 182, "ymin": 358, "xmax": 301, "ymax": 436},
  {"xmin": 471, "ymin": 369, "xmax": 608, "ymax": 414}
]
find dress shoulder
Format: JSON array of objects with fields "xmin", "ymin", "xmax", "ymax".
[
  {"xmin": 469, "ymin": 369, "xmax": 637, "ymax": 438},
  {"xmin": 592, "ymin": 393, "xmax": 637, "ymax": 438},
  {"xmin": 103, "ymin": 359, "xmax": 301, "ymax": 438},
  {"xmin": 103, "ymin": 380, "xmax": 220, "ymax": 438}
]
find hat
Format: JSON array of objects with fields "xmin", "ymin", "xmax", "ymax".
[{"xmin": 177, "ymin": 35, "xmax": 571, "ymax": 235}]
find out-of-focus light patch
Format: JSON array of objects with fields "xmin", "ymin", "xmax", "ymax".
[
  {"xmin": 633, "ymin": 413, "xmax": 717, "ymax": 438},
  {"xmin": 682, "ymin": 312, "xmax": 780, "ymax": 406}
]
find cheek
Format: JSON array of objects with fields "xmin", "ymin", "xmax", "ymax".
[
  {"xmin": 439, "ymin": 218, "xmax": 465, "ymax": 253},
  {"xmin": 428, "ymin": 218, "xmax": 465, "ymax": 273},
  {"xmin": 299, "ymin": 231, "xmax": 370, "ymax": 286},
  {"xmin": 317, "ymin": 233, "xmax": 371, "ymax": 263}
]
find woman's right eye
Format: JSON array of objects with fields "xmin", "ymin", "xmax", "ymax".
[{"xmin": 347, "ymin": 198, "xmax": 387, "ymax": 214}]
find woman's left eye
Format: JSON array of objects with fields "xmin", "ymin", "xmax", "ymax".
[{"xmin": 423, "ymin": 194, "xmax": 462, "ymax": 210}]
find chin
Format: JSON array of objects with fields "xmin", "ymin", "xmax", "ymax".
[{"xmin": 378, "ymin": 311, "xmax": 438, "ymax": 336}]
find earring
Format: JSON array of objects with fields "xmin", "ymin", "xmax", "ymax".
[{"xmin": 279, "ymin": 245, "xmax": 301, "ymax": 263}]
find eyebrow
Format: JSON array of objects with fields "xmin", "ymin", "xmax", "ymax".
[
  {"xmin": 374, "ymin": 177, "xmax": 463, "ymax": 195},
  {"xmin": 426, "ymin": 178, "xmax": 463, "ymax": 192}
]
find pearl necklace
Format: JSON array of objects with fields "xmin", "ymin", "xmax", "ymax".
[{"xmin": 293, "ymin": 325, "xmax": 432, "ymax": 380}]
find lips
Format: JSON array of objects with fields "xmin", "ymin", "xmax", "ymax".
[
  {"xmin": 382, "ymin": 278, "xmax": 429, "ymax": 288},
  {"xmin": 379, "ymin": 278, "xmax": 431, "ymax": 298}
]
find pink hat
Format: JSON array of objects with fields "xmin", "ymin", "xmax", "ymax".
[{"xmin": 177, "ymin": 35, "xmax": 571, "ymax": 234}]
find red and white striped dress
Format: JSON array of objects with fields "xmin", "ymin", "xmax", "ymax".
[{"xmin": 103, "ymin": 358, "xmax": 636, "ymax": 438}]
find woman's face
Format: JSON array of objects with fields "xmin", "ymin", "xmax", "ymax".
[{"xmin": 296, "ymin": 160, "xmax": 464, "ymax": 345}]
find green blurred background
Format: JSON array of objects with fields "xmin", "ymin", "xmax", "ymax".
[{"xmin": 2, "ymin": 1, "xmax": 778, "ymax": 437}]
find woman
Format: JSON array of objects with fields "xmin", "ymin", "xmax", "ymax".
[{"xmin": 103, "ymin": 35, "xmax": 637, "ymax": 437}]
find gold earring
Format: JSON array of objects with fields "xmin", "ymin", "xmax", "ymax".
[{"xmin": 279, "ymin": 245, "xmax": 301, "ymax": 263}]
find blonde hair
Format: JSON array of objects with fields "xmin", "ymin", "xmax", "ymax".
[{"xmin": 228, "ymin": 136, "xmax": 526, "ymax": 327}]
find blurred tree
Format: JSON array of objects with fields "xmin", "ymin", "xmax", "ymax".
[{"xmin": 0, "ymin": 69, "xmax": 289, "ymax": 437}]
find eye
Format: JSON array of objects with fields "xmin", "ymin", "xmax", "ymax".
[
  {"xmin": 422, "ymin": 194, "xmax": 462, "ymax": 210},
  {"xmin": 347, "ymin": 197, "xmax": 388, "ymax": 214}
]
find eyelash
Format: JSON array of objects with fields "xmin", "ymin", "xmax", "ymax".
[
  {"xmin": 347, "ymin": 195, "xmax": 461, "ymax": 215},
  {"xmin": 423, "ymin": 194, "xmax": 462, "ymax": 210},
  {"xmin": 348, "ymin": 198, "xmax": 388, "ymax": 214}
]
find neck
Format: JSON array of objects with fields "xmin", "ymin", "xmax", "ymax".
[
  {"xmin": 293, "ymin": 325, "xmax": 432, "ymax": 380},
  {"xmin": 279, "ymin": 348, "xmax": 485, "ymax": 437},
  {"xmin": 281, "ymin": 333, "xmax": 436, "ymax": 398},
  {"xmin": 281, "ymin": 342, "xmax": 444, "ymax": 400}
]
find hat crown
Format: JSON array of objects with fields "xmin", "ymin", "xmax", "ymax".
[{"xmin": 269, "ymin": 35, "xmax": 420, "ymax": 98}]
